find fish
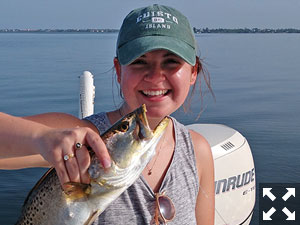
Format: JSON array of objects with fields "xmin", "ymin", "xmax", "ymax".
[{"xmin": 15, "ymin": 104, "xmax": 169, "ymax": 225}]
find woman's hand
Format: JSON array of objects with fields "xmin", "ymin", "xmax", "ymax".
[
  {"xmin": 0, "ymin": 112, "xmax": 110, "ymax": 187},
  {"xmin": 36, "ymin": 126, "xmax": 111, "ymax": 186}
]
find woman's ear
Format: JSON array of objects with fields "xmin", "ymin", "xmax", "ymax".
[{"xmin": 114, "ymin": 57, "xmax": 121, "ymax": 83}]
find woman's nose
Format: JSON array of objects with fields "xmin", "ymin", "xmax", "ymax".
[{"xmin": 143, "ymin": 65, "xmax": 165, "ymax": 83}]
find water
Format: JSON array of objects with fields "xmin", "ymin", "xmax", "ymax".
[{"xmin": 0, "ymin": 33, "xmax": 300, "ymax": 225}]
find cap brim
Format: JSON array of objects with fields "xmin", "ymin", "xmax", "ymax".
[{"xmin": 117, "ymin": 36, "xmax": 196, "ymax": 66}]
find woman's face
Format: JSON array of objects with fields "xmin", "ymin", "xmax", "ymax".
[{"xmin": 114, "ymin": 49, "xmax": 197, "ymax": 120}]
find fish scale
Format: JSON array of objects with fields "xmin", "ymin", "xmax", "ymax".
[{"xmin": 19, "ymin": 169, "xmax": 64, "ymax": 224}]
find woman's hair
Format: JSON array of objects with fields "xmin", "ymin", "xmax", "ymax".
[{"xmin": 183, "ymin": 56, "xmax": 215, "ymax": 119}]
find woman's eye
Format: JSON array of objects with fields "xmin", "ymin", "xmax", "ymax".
[
  {"xmin": 130, "ymin": 59, "xmax": 147, "ymax": 65},
  {"xmin": 163, "ymin": 58, "xmax": 182, "ymax": 67},
  {"xmin": 166, "ymin": 59, "xmax": 179, "ymax": 64}
]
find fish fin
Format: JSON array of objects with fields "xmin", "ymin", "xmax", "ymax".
[
  {"xmin": 63, "ymin": 182, "xmax": 91, "ymax": 200},
  {"xmin": 84, "ymin": 210, "xmax": 102, "ymax": 225}
]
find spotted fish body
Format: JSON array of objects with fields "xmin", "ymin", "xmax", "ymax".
[{"xmin": 15, "ymin": 105, "xmax": 169, "ymax": 225}]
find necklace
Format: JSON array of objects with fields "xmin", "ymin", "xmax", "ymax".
[{"xmin": 146, "ymin": 132, "xmax": 166, "ymax": 175}]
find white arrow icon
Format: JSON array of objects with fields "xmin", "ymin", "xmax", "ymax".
[
  {"xmin": 263, "ymin": 188, "xmax": 276, "ymax": 201},
  {"xmin": 282, "ymin": 207, "xmax": 295, "ymax": 220},
  {"xmin": 282, "ymin": 188, "xmax": 295, "ymax": 201},
  {"xmin": 263, "ymin": 207, "xmax": 276, "ymax": 220}
]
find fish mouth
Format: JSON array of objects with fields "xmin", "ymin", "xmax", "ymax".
[
  {"xmin": 136, "ymin": 104, "xmax": 169, "ymax": 139},
  {"xmin": 101, "ymin": 104, "xmax": 169, "ymax": 142},
  {"xmin": 136, "ymin": 104, "xmax": 149, "ymax": 129},
  {"xmin": 131, "ymin": 104, "xmax": 151, "ymax": 140}
]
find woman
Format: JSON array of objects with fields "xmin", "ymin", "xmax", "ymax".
[{"xmin": 0, "ymin": 4, "xmax": 214, "ymax": 224}]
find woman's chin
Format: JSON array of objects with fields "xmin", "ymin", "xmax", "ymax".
[{"xmin": 146, "ymin": 110, "xmax": 169, "ymax": 121}]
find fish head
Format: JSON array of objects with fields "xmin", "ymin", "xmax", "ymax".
[
  {"xmin": 102, "ymin": 104, "xmax": 169, "ymax": 168},
  {"xmin": 89, "ymin": 104, "xmax": 169, "ymax": 184}
]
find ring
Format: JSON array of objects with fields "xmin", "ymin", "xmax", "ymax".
[
  {"xmin": 63, "ymin": 153, "xmax": 75, "ymax": 161},
  {"xmin": 75, "ymin": 142, "xmax": 83, "ymax": 149},
  {"xmin": 75, "ymin": 142, "xmax": 91, "ymax": 151}
]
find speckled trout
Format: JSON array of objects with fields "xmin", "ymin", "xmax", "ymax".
[{"xmin": 15, "ymin": 104, "xmax": 169, "ymax": 225}]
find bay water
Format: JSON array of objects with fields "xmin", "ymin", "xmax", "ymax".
[{"xmin": 0, "ymin": 33, "xmax": 300, "ymax": 225}]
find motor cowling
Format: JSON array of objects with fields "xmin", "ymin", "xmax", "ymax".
[{"xmin": 187, "ymin": 124, "xmax": 255, "ymax": 225}]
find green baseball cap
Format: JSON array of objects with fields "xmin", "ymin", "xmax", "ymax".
[{"xmin": 116, "ymin": 4, "xmax": 197, "ymax": 66}]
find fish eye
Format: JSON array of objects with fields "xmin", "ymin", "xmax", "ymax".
[{"xmin": 119, "ymin": 122, "xmax": 129, "ymax": 132}]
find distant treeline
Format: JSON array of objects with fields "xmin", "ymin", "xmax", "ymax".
[
  {"xmin": 1, "ymin": 28, "xmax": 300, "ymax": 34},
  {"xmin": 0, "ymin": 29, "xmax": 119, "ymax": 33},
  {"xmin": 194, "ymin": 27, "xmax": 300, "ymax": 34}
]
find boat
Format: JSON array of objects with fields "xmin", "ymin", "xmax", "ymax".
[{"xmin": 79, "ymin": 71, "xmax": 256, "ymax": 225}]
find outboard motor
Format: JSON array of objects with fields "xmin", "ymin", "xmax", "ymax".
[{"xmin": 188, "ymin": 124, "xmax": 255, "ymax": 225}]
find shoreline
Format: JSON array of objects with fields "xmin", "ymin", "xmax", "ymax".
[{"xmin": 1, "ymin": 28, "xmax": 300, "ymax": 34}]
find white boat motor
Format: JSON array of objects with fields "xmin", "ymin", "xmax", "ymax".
[{"xmin": 187, "ymin": 124, "xmax": 255, "ymax": 225}]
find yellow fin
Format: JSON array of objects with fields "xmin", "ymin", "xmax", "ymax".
[{"xmin": 63, "ymin": 182, "xmax": 91, "ymax": 200}]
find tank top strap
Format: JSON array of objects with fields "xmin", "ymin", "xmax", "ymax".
[{"xmin": 159, "ymin": 116, "xmax": 199, "ymax": 199}]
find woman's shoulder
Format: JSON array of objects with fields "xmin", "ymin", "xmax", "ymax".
[
  {"xmin": 189, "ymin": 129, "xmax": 211, "ymax": 155},
  {"xmin": 188, "ymin": 129, "xmax": 214, "ymax": 175}
]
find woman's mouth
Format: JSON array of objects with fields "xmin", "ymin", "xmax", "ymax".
[{"xmin": 141, "ymin": 90, "xmax": 170, "ymax": 97}]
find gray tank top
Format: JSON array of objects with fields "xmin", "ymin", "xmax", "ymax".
[{"xmin": 85, "ymin": 112, "xmax": 199, "ymax": 225}]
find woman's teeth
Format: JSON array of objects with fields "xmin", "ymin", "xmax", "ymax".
[{"xmin": 142, "ymin": 90, "xmax": 168, "ymax": 96}]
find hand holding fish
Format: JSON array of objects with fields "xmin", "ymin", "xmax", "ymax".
[
  {"xmin": 0, "ymin": 112, "xmax": 111, "ymax": 187},
  {"xmin": 35, "ymin": 126, "xmax": 111, "ymax": 186},
  {"xmin": 13, "ymin": 105, "xmax": 169, "ymax": 225}
]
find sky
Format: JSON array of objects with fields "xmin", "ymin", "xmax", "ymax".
[{"xmin": 0, "ymin": 0, "xmax": 300, "ymax": 29}]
